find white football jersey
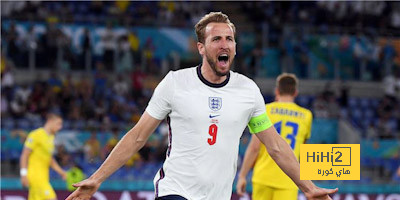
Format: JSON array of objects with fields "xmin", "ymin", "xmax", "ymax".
[{"xmin": 146, "ymin": 65, "xmax": 267, "ymax": 200}]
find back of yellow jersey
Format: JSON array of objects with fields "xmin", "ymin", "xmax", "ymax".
[
  {"xmin": 252, "ymin": 102, "xmax": 312, "ymax": 189},
  {"xmin": 24, "ymin": 128, "xmax": 55, "ymax": 182}
]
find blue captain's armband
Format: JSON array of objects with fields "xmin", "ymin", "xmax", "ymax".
[{"xmin": 247, "ymin": 113, "xmax": 272, "ymax": 134}]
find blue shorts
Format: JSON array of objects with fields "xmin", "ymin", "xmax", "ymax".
[{"xmin": 155, "ymin": 195, "xmax": 187, "ymax": 200}]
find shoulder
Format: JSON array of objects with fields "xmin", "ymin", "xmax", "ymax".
[
  {"xmin": 162, "ymin": 67, "xmax": 196, "ymax": 85},
  {"xmin": 25, "ymin": 128, "xmax": 44, "ymax": 146},
  {"xmin": 28, "ymin": 128, "xmax": 44, "ymax": 138},
  {"xmin": 265, "ymin": 102, "xmax": 276, "ymax": 109},
  {"xmin": 230, "ymin": 71, "xmax": 259, "ymax": 90},
  {"xmin": 296, "ymin": 104, "xmax": 313, "ymax": 118},
  {"xmin": 169, "ymin": 67, "xmax": 196, "ymax": 78}
]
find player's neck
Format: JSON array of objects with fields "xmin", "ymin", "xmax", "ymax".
[
  {"xmin": 43, "ymin": 126, "xmax": 53, "ymax": 135},
  {"xmin": 277, "ymin": 95, "xmax": 295, "ymax": 103},
  {"xmin": 201, "ymin": 62, "xmax": 227, "ymax": 84}
]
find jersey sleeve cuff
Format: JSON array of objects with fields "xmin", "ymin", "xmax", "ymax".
[{"xmin": 145, "ymin": 107, "xmax": 166, "ymax": 120}]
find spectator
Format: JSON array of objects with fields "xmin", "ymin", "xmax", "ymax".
[
  {"xmin": 353, "ymin": 37, "xmax": 365, "ymax": 80},
  {"xmin": 44, "ymin": 22, "xmax": 59, "ymax": 68},
  {"xmin": 13, "ymin": 84, "xmax": 31, "ymax": 107},
  {"xmin": 248, "ymin": 45, "xmax": 264, "ymax": 78},
  {"xmin": 124, "ymin": 152, "xmax": 142, "ymax": 168},
  {"xmin": 100, "ymin": 116, "xmax": 112, "ymax": 132},
  {"xmin": 10, "ymin": 95, "xmax": 26, "ymax": 118},
  {"xmin": 84, "ymin": 131, "xmax": 101, "ymax": 163},
  {"xmin": 382, "ymin": 69, "xmax": 400, "ymax": 103},
  {"xmin": 128, "ymin": 31, "xmax": 141, "ymax": 65},
  {"xmin": 5, "ymin": 22, "xmax": 20, "ymax": 66},
  {"xmin": 390, "ymin": 2, "xmax": 400, "ymax": 29},
  {"xmin": 376, "ymin": 113, "xmax": 397, "ymax": 139},
  {"xmin": 94, "ymin": 99, "xmax": 107, "ymax": 122},
  {"xmin": 1, "ymin": 1, "xmax": 26, "ymax": 17},
  {"xmin": 55, "ymin": 27, "xmax": 75, "ymax": 70},
  {"xmin": 382, "ymin": 39, "xmax": 396, "ymax": 76},
  {"xmin": 115, "ymin": 1, "xmax": 130, "ymax": 13},
  {"xmin": 47, "ymin": 71, "xmax": 63, "ymax": 93},
  {"xmin": 59, "ymin": 82, "xmax": 76, "ymax": 118},
  {"xmin": 378, "ymin": 96, "xmax": 396, "ymax": 120},
  {"xmin": 22, "ymin": 26, "xmax": 37, "ymax": 68},
  {"xmin": 36, "ymin": 88, "xmax": 53, "ymax": 118},
  {"xmin": 394, "ymin": 103, "xmax": 400, "ymax": 134},
  {"xmin": 90, "ymin": 1, "xmax": 104, "ymax": 15},
  {"xmin": 76, "ymin": 76, "xmax": 93, "ymax": 100},
  {"xmin": 366, "ymin": 122, "xmax": 378, "ymax": 139},
  {"xmin": 93, "ymin": 61, "xmax": 107, "ymax": 98},
  {"xmin": 101, "ymin": 22, "xmax": 115, "ymax": 70},
  {"xmin": 393, "ymin": 166, "xmax": 400, "ymax": 183},
  {"xmin": 66, "ymin": 163, "xmax": 86, "ymax": 191},
  {"xmin": 142, "ymin": 37, "xmax": 156, "ymax": 73},
  {"xmin": 1, "ymin": 63, "xmax": 15, "ymax": 102},
  {"xmin": 116, "ymin": 35, "xmax": 133, "ymax": 72},
  {"xmin": 327, "ymin": 95, "xmax": 340, "ymax": 119},
  {"xmin": 27, "ymin": 81, "xmax": 45, "ymax": 116},
  {"xmin": 1, "ymin": 95, "xmax": 8, "ymax": 117},
  {"xmin": 81, "ymin": 28, "xmax": 92, "ymax": 70},
  {"xmin": 312, "ymin": 94, "xmax": 329, "ymax": 118},
  {"xmin": 131, "ymin": 67, "xmax": 146, "ymax": 100},
  {"xmin": 62, "ymin": 73, "xmax": 75, "ymax": 88},
  {"xmin": 55, "ymin": 144, "xmax": 71, "ymax": 167},
  {"xmin": 23, "ymin": 26, "xmax": 37, "ymax": 51},
  {"xmin": 107, "ymin": 100, "xmax": 122, "ymax": 122},
  {"xmin": 102, "ymin": 127, "xmax": 120, "ymax": 159},
  {"xmin": 113, "ymin": 74, "xmax": 130, "ymax": 97},
  {"xmin": 339, "ymin": 81, "xmax": 350, "ymax": 108},
  {"xmin": 67, "ymin": 102, "xmax": 82, "ymax": 122},
  {"xmin": 80, "ymin": 93, "xmax": 95, "ymax": 120}
]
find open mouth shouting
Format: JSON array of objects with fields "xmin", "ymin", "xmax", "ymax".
[{"xmin": 217, "ymin": 53, "xmax": 229, "ymax": 68}]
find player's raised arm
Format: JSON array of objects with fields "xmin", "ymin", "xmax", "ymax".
[
  {"xmin": 254, "ymin": 126, "xmax": 338, "ymax": 200},
  {"xmin": 66, "ymin": 112, "xmax": 162, "ymax": 200}
]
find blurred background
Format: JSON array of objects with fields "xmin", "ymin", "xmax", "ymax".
[{"xmin": 1, "ymin": 1, "xmax": 399, "ymax": 199}]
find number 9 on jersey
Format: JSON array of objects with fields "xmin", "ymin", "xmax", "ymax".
[{"xmin": 208, "ymin": 124, "xmax": 218, "ymax": 145}]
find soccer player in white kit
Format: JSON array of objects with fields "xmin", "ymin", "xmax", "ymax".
[{"xmin": 66, "ymin": 12, "xmax": 338, "ymax": 200}]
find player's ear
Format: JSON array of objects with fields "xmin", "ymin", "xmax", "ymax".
[
  {"xmin": 197, "ymin": 42, "xmax": 205, "ymax": 56},
  {"xmin": 274, "ymin": 88, "xmax": 279, "ymax": 97},
  {"xmin": 293, "ymin": 89, "xmax": 298, "ymax": 98}
]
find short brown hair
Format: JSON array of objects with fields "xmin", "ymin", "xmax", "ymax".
[
  {"xmin": 46, "ymin": 113, "xmax": 62, "ymax": 121},
  {"xmin": 195, "ymin": 12, "xmax": 236, "ymax": 44},
  {"xmin": 276, "ymin": 73, "xmax": 298, "ymax": 96}
]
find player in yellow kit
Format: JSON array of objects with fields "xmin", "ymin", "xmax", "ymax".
[
  {"xmin": 19, "ymin": 113, "xmax": 67, "ymax": 200},
  {"xmin": 237, "ymin": 73, "xmax": 313, "ymax": 200}
]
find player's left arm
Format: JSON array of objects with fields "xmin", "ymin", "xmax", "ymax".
[
  {"xmin": 19, "ymin": 147, "xmax": 32, "ymax": 188},
  {"xmin": 51, "ymin": 158, "xmax": 67, "ymax": 180},
  {"xmin": 255, "ymin": 126, "xmax": 338, "ymax": 200}
]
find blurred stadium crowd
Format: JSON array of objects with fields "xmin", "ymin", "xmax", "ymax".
[
  {"xmin": 2, "ymin": 1, "xmax": 400, "ymax": 31},
  {"xmin": 2, "ymin": 1, "xmax": 400, "ymax": 78},
  {"xmin": 1, "ymin": 1, "xmax": 400, "ymax": 188}
]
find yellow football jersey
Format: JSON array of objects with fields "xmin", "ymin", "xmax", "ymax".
[
  {"xmin": 24, "ymin": 128, "xmax": 55, "ymax": 183},
  {"xmin": 252, "ymin": 102, "xmax": 312, "ymax": 189}
]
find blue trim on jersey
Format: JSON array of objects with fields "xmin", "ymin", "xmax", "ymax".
[{"xmin": 196, "ymin": 64, "xmax": 230, "ymax": 88}]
